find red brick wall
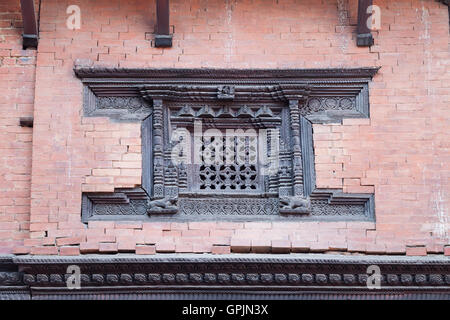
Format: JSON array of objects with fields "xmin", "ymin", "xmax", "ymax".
[
  {"xmin": 2, "ymin": 0, "xmax": 449, "ymax": 256},
  {"xmin": 0, "ymin": 0, "xmax": 38, "ymax": 253}
]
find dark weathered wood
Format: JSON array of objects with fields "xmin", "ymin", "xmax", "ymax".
[
  {"xmin": 74, "ymin": 67, "xmax": 380, "ymax": 79},
  {"xmin": 20, "ymin": 0, "xmax": 38, "ymax": 49},
  {"xmin": 357, "ymin": 0, "xmax": 374, "ymax": 47},
  {"xmin": 155, "ymin": 0, "xmax": 172, "ymax": 47},
  {"xmin": 19, "ymin": 117, "xmax": 34, "ymax": 128}
]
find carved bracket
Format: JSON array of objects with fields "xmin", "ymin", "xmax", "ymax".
[{"xmin": 279, "ymin": 196, "xmax": 311, "ymax": 215}]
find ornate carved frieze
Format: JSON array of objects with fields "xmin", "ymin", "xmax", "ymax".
[
  {"xmin": 3, "ymin": 254, "xmax": 448, "ymax": 300},
  {"xmin": 179, "ymin": 198, "xmax": 279, "ymax": 216},
  {"xmin": 76, "ymin": 67, "xmax": 379, "ymax": 222},
  {"xmin": 83, "ymin": 90, "xmax": 151, "ymax": 121},
  {"xmin": 82, "ymin": 188, "xmax": 150, "ymax": 220}
]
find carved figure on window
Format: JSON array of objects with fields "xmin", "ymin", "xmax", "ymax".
[
  {"xmin": 279, "ymin": 196, "xmax": 311, "ymax": 214},
  {"xmin": 147, "ymin": 197, "xmax": 178, "ymax": 214}
]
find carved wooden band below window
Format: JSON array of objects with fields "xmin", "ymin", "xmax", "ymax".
[
  {"xmin": 4, "ymin": 255, "xmax": 448, "ymax": 300},
  {"xmin": 75, "ymin": 67, "xmax": 379, "ymax": 222}
]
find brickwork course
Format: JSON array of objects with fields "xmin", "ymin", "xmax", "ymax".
[{"xmin": 0, "ymin": 0, "xmax": 449, "ymax": 257}]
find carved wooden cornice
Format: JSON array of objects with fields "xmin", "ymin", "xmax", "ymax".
[{"xmin": 74, "ymin": 67, "xmax": 380, "ymax": 80}]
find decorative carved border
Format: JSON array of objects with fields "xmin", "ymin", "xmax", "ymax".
[
  {"xmin": 76, "ymin": 67, "xmax": 379, "ymax": 222},
  {"xmin": 1, "ymin": 254, "xmax": 449, "ymax": 300}
]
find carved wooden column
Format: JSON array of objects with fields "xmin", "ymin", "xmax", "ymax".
[
  {"xmin": 266, "ymin": 129, "xmax": 280, "ymax": 194},
  {"xmin": 288, "ymin": 99, "xmax": 304, "ymax": 197},
  {"xmin": 146, "ymin": 98, "xmax": 179, "ymax": 214},
  {"xmin": 152, "ymin": 99, "xmax": 165, "ymax": 199}
]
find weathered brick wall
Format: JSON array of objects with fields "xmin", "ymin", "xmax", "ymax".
[
  {"xmin": 0, "ymin": 0, "xmax": 38, "ymax": 253},
  {"xmin": 3, "ymin": 0, "xmax": 449, "ymax": 256}
]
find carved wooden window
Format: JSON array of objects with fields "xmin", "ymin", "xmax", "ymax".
[
  {"xmin": 77, "ymin": 68, "xmax": 378, "ymax": 222},
  {"xmin": 168, "ymin": 104, "xmax": 283, "ymax": 199}
]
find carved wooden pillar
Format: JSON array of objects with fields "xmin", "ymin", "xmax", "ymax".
[
  {"xmin": 289, "ymin": 100, "xmax": 304, "ymax": 197},
  {"xmin": 164, "ymin": 151, "xmax": 178, "ymax": 199},
  {"xmin": 152, "ymin": 99, "xmax": 165, "ymax": 199},
  {"xmin": 266, "ymin": 129, "xmax": 280, "ymax": 194}
]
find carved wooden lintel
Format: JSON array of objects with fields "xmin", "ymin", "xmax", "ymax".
[{"xmin": 138, "ymin": 84, "xmax": 310, "ymax": 103}]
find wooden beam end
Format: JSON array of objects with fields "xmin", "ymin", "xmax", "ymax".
[
  {"xmin": 356, "ymin": 33, "xmax": 374, "ymax": 47},
  {"xmin": 154, "ymin": 34, "xmax": 173, "ymax": 48},
  {"xmin": 19, "ymin": 117, "xmax": 34, "ymax": 128},
  {"xmin": 22, "ymin": 34, "xmax": 38, "ymax": 49}
]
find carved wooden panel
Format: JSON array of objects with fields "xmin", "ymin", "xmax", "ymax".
[{"xmin": 76, "ymin": 68, "xmax": 378, "ymax": 222}]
